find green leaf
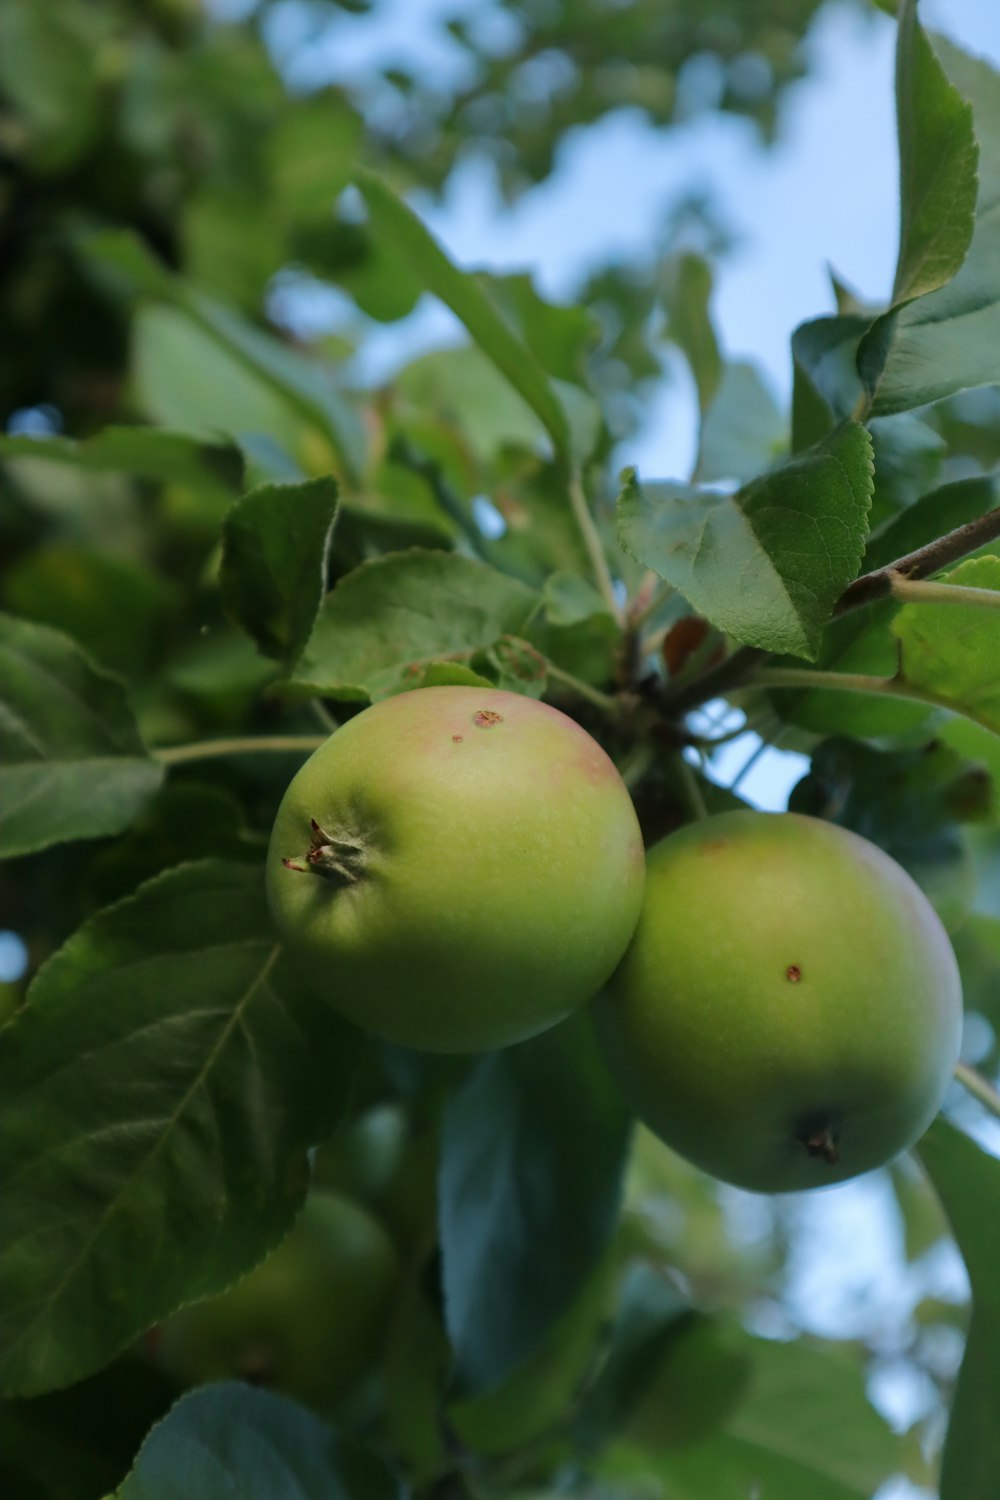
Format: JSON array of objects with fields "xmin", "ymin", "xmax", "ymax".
[
  {"xmin": 617, "ymin": 422, "xmax": 873, "ymax": 659},
  {"xmin": 0, "ymin": 614, "xmax": 163, "ymax": 859},
  {"xmin": 696, "ymin": 361, "xmax": 786, "ymax": 484},
  {"xmin": 892, "ymin": 556, "xmax": 1000, "ymax": 734},
  {"xmin": 788, "ymin": 737, "xmax": 992, "ymax": 928},
  {"xmin": 115, "ymin": 1382, "xmax": 397, "ymax": 1500},
  {"xmin": 87, "ymin": 232, "xmax": 365, "ymax": 481},
  {"xmin": 292, "ymin": 550, "xmax": 538, "ymax": 701},
  {"xmin": 0, "ymin": 861, "xmax": 362, "ymax": 1396},
  {"xmin": 662, "ymin": 254, "xmax": 722, "ymax": 417},
  {"xmin": 892, "ymin": 0, "xmax": 978, "ymax": 304},
  {"xmin": 220, "ymin": 477, "xmax": 339, "ymax": 669},
  {"xmin": 439, "ymin": 1012, "xmax": 631, "ymax": 1394},
  {"xmin": 861, "ymin": 38, "xmax": 1000, "ymax": 414},
  {"xmin": 354, "ymin": 171, "xmax": 572, "ymax": 465},
  {"xmin": 918, "ymin": 1119, "xmax": 1000, "ymax": 1500}
]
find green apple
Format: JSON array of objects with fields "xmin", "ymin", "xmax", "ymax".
[
  {"xmin": 596, "ymin": 811, "xmax": 963, "ymax": 1193},
  {"xmin": 156, "ymin": 1191, "xmax": 398, "ymax": 1409},
  {"xmin": 266, "ymin": 686, "xmax": 645, "ymax": 1053}
]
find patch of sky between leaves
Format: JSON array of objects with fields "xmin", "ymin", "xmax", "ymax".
[
  {"xmin": 0, "ymin": 931, "xmax": 29, "ymax": 984},
  {"xmin": 684, "ymin": 698, "xmax": 809, "ymax": 812}
]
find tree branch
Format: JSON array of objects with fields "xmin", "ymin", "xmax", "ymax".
[{"xmin": 835, "ymin": 503, "xmax": 1000, "ymax": 617}]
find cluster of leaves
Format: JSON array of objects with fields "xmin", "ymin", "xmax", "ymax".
[{"xmin": 3, "ymin": 1, "xmax": 1000, "ymax": 1498}]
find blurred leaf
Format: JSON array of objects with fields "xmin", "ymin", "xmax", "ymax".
[
  {"xmin": 184, "ymin": 189, "xmax": 285, "ymax": 312},
  {"xmin": 397, "ymin": 345, "xmax": 549, "ymax": 464},
  {"xmin": 355, "ymin": 171, "xmax": 572, "ymax": 465},
  {"xmin": 618, "ymin": 422, "xmax": 873, "ymax": 659},
  {"xmin": 382, "ymin": 1277, "xmax": 451, "ymax": 1486},
  {"xmin": 789, "ymin": 736, "xmax": 992, "ymax": 927},
  {"xmin": 0, "ymin": 614, "xmax": 163, "ymax": 858},
  {"xmin": 890, "ymin": 1156, "xmax": 950, "ymax": 1264},
  {"xmin": 893, "ymin": 556, "xmax": 1000, "ymax": 734},
  {"xmin": 293, "ymin": 550, "xmax": 538, "ymax": 701},
  {"xmin": 115, "ymin": 1382, "xmax": 397, "ymax": 1500},
  {"xmin": 573, "ymin": 1262, "xmax": 690, "ymax": 1452},
  {"xmin": 2, "ymin": 548, "xmax": 177, "ymax": 681},
  {"xmin": 86, "ymin": 782, "xmax": 262, "ymax": 908},
  {"xmin": 0, "ymin": 1351, "xmax": 176, "ymax": 1500},
  {"xmin": 601, "ymin": 1328, "xmax": 900, "ymax": 1500},
  {"xmin": 790, "ymin": 314, "xmax": 870, "ymax": 452},
  {"xmin": 220, "ymin": 477, "xmax": 339, "ymax": 668},
  {"xmin": 861, "ymin": 39, "xmax": 1000, "ymax": 414},
  {"xmin": 0, "ymin": 430, "xmax": 242, "ymax": 490},
  {"xmin": 449, "ymin": 1258, "xmax": 612, "ymax": 1456},
  {"xmin": 662, "ymin": 253, "xmax": 721, "ymax": 417},
  {"xmin": 0, "ymin": 0, "xmax": 102, "ymax": 171},
  {"xmin": 696, "ymin": 361, "xmax": 786, "ymax": 484},
  {"xmin": 530, "ymin": 572, "xmax": 618, "ymax": 687},
  {"xmin": 483, "ymin": 271, "xmax": 599, "ymax": 385},
  {"xmin": 0, "ymin": 861, "xmax": 362, "ymax": 1396},
  {"xmin": 891, "ymin": 0, "xmax": 978, "ymax": 304},
  {"xmin": 266, "ymin": 94, "xmax": 362, "ymax": 224},
  {"xmin": 625, "ymin": 1317, "xmax": 753, "ymax": 1448},
  {"xmin": 439, "ymin": 1012, "xmax": 631, "ymax": 1394},
  {"xmin": 919, "ymin": 1119, "xmax": 1000, "ymax": 1500},
  {"xmin": 952, "ymin": 917, "xmax": 1000, "ymax": 1066},
  {"xmin": 89, "ymin": 233, "xmax": 365, "ymax": 480},
  {"xmin": 868, "ymin": 413, "xmax": 947, "ymax": 531},
  {"xmin": 166, "ymin": 623, "xmax": 278, "ymax": 724},
  {"xmin": 132, "ymin": 307, "xmax": 307, "ymax": 475}
]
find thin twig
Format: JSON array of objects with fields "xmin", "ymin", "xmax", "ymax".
[
  {"xmin": 568, "ymin": 469, "xmax": 624, "ymax": 626},
  {"xmin": 889, "ymin": 573, "xmax": 1000, "ymax": 610},
  {"xmin": 954, "ymin": 1061, "xmax": 1000, "ymax": 1123},
  {"xmin": 157, "ymin": 735, "xmax": 325, "ymax": 766},
  {"xmin": 673, "ymin": 752, "xmax": 709, "ymax": 820}
]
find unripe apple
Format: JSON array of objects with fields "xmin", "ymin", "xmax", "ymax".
[
  {"xmin": 596, "ymin": 811, "xmax": 963, "ymax": 1193},
  {"xmin": 266, "ymin": 686, "xmax": 645, "ymax": 1053},
  {"xmin": 156, "ymin": 1191, "xmax": 398, "ymax": 1410}
]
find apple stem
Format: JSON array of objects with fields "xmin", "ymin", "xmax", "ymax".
[
  {"xmin": 799, "ymin": 1123, "xmax": 840, "ymax": 1165},
  {"xmin": 282, "ymin": 819, "xmax": 369, "ymax": 886}
]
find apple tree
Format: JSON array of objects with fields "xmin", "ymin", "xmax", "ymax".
[{"xmin": 2, "ymin": 1, "xmax": 1000, "ymax": 1497}]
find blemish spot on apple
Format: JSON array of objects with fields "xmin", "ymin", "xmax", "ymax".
[
  {"xmin": 473, "ymin": 709, "xmax": 504, "ymax": 728},
  {"xmin": 786, "ymin": 964, "xmax": 802, "ymax": 983},
  {"xmin": 452, "ymin": 734, "xmax": 463, "ymax": 743}
]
